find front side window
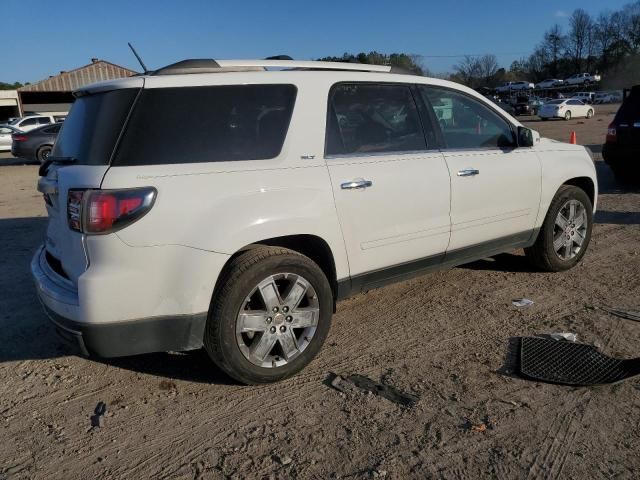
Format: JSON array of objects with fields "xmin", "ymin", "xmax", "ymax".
[
  {"xmin": 114, "ymin": 84, "xmax": 297, "ymax": 166},
  {"xmin": 420, "ymin": 86, "xmax": 515, "ymax": 149},
  {"xmin": 326, "ymin": 83, "xmax": 426, "ymax": 156},
  {"xmin": 21, "ymin": 118, "xmax": 38, "ymax": 127}
]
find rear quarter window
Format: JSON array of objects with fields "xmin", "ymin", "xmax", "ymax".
[
  {"xmin": 113, "ymin": 84, "xmax": 297, "ymax": 166},
  {"xmin": 52, "ymin": 89, "xmax": 139, "ymax": 165}
]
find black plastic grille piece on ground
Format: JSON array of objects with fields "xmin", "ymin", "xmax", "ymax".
[{"xmin": 519, "ymin": 337, "xmax": 640, "ymax": 386}]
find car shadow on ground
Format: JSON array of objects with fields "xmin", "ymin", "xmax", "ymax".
[
  {"xmin": 99, "ymin": 350, "xmax": 238, "ymax": 385},
  {"xmin": 460, "ymin": 253, "xmax": 538, "ymax": 273}
]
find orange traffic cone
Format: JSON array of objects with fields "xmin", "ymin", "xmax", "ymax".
[{"xmin": 569, "ymin": 131, "xmax": 577, "ymax": 144}]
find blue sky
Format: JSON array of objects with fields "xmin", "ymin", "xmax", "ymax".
[{"xmin": 2, "ymin": 0, "xmax": 630, "ymax": 83}]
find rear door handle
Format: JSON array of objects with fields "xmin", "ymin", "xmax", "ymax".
[
  {"xmin": 341, "ymin": 179, "xmax": 373, "ymax": 190},
  {"xmin": 457, "ymin": 168, "xmax": 480, "ymax": 177}
]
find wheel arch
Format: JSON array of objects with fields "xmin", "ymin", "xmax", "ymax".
[
  {"xmin": 214, "ymin": 234, "xmax": 339, "ymax": 310},
  {"xmin": 562, "ymin": 176, "xmax": 595, "ymax": 208}
]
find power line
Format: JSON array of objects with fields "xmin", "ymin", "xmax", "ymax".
[{"xmin": 418, "ymin": 52, "xmax": 530, "ymax": 58}]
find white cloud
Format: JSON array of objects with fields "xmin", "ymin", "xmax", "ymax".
[{"xmin": 555, "ymin": 10, "xmax": 569, "ymax": 18}]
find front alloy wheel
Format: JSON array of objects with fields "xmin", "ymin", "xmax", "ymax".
[
  {"xmin": 525, "ymin": 185, "xmax": 593, "ymax": 272},
  {"xmin": 553, "ymin": 199, "xmax": 588, "ymax": 261}
]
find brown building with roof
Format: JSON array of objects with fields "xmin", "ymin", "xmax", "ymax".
[{"xmin": 17, "ymin": 58, "xmax": 137, "ymax": 117}]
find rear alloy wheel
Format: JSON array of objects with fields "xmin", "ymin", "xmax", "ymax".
[
  {"xmin": 564, "ymin": 111, "xmax": 572, "ymax": 121},
  {"xmin": 525, "ymin": 185, "xmax": 593, "ymax": 272},
  {"xmin": 586, "ymin": 109, "xmax": 594, "ymax": 119},
  {"xmin": 37, "ymin": 146, "xmax": 52, "ymax": 163},
  {"xmin": 204, "ymin": 246, "xmax": 333, "ymax": 384}
]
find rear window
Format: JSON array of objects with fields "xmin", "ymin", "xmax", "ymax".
[
  {"xmin": 52, "ymin": 89, "xmax": 139, "ymax": 165},
  {"xmin": 113, "ymin": 84, "xmax": 297, "ymax": 166}
]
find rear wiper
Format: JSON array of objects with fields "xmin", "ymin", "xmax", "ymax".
[{"xmin": 49, "ymin": 156, "xmax": 77, "ymax": 163}]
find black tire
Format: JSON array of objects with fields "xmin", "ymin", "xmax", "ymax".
[
  {"xmin": 564, "ymin": 111, "xmax": 572, "ymax": 121},
  {"xmin": 586, "ymin": 109, "xmax": 594, "ymax": 119},
  {"xmin": 204, "ymin": 246, "xmax": 333, "ymax": 384},
  {"xmin": 525, "ymin": 185, "xmax": 593, "ymax": 272},
  {"xmin": 37, "ymin": 145, "xmax": 52, "ymax": 163}
]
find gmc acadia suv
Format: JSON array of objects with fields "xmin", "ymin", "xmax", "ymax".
[{"xmin": 32, "ymin": 58, "xmax": 598, "ymax": 384}]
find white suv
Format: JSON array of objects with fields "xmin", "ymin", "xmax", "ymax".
[
  {"xmin": 8, "ymin": 115, "xmax": 56, "ymax": 132},
  {"xmin": 32, "ymin": 59, "xmax": 597, "ymax": 384}
]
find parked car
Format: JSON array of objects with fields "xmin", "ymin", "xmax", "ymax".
[
  {"xmin": 529, "ymin": 97, "xmax": 546, "ymax": 115},
  {"xmin": 535, "ymin": 79, "xmax": 563, "ymax": 89},
  {"xmin": 538, "ymin": 99, "xmax": 595, "ymax": 120},
  {"xmin": 565, "ymin": 73, "xmax": 601, "ymax": 86},
  {"xmin": 603, "ymin": 84, "xmax": 640, "ymax": 178},
  {"xmin": 0, "ymin": 124, "xmax": 21, "ymax": 151},
  {"xmin": 8, "ymin": 115, "xmax": 57, "ymax": 132},
  {"xmin": 32, "ymin": 58, "xmax": 598, "ymax": 384},
  {"xmin": 11, "ymin": 123, "xmax": 61, "ymax": 162},
  {"xmin": 593, "ymin": 92, "xmax": 616, "ymax": 104},
  {"xmin": 572, "ymin": 92, "xmax": 596, "ymax": 104},
  {"xmin": 513, "ymin": 96, "xmax": 533, "ymax": 116},
  {"xmin": 495, "ymin": 81, "xmax": 534, "ymax": 93}
]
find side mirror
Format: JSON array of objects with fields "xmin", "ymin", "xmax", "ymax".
[{"xmin": 517, "ymin": 126, "xmax": 536, "ymax": 147}]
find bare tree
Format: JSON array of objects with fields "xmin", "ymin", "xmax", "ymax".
[
  {"xmin": 595, "ymin": 12, "xmax": 619, "ymax": 69},
  {"xmin": 542, "ymin": 24, "xmax": 566, "ymax": 76},
  {"xmin": 477, "ymin": 54, "xmax": 499, "ymax": 85},
  {"xmin": 453, "ymin": 55, "xmax": 482, "ymax": 87},
  {"xmin": 568, "ymin": 9, "xmax": 593, "ymax": 71}
]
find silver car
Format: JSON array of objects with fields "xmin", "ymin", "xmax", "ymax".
[{"xmin": 0, "ymin": 125, "xmax": 20, "ymax": 152}]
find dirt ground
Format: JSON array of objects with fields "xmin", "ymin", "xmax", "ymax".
[{"xmin": 1, "ymin": 103, "xmax": 639, "ymax": 480}]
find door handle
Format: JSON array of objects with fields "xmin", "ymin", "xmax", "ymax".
[
  {"xmin": 341, "ymin": 179, "xmax": 373, "ymax": 190},
  {"xmin": 457, "ymin": 168, "xmax": 480, "ymax": 177}
]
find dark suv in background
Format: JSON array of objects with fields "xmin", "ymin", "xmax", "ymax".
[{"xmin": 603, "ymin": 85, "xmax": 640, "ymax": 179}]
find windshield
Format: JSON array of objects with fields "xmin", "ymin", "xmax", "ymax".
[
  {"xmin": 52, "ymin": 88, "xmax": 139, "ymax": 165},
  {"xmin": 8, "ymin": 118, "xmax": 20, "ymax": 125}
]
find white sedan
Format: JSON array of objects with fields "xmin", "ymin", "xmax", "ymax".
[
  {"xmin": 535, "ymin": 79, "xmax": 563, "ymax": 89},
  {"xmin": 0, "ymin": 125, "xmax": 20, "ymax": 151},
  {"xmin": 538, "ymin": 99, "xmax": 595, "ymax": 120}
]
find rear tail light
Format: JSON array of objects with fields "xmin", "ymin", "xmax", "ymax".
[
  {"xmin": 67, "ymin": 187, "xmax": 156, "ymax": 234},
  {"xmin": 12, "ymin": 135, "xmax": 27, "ymax": 142},
  {"xmin": 606, "ymin": 123, "xmax": 617, "ymax": 143}
]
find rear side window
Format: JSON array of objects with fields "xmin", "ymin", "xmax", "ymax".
[
  {"xmin": 113, "ymin": 84, "xmax": 296, "ymax": 166},
  {"xmin": 52, "ymin": 89, "xmax": 139, "ymax": 165},
  {"xmin": 326, "ymin": 83, "xmax": 426, "ymax": 156},
  {"xmin": 420, "ymin": 86, "xmax": 515, "ymax": 149},
  {"xmin": 43, "ymin": 124, "xmax": 61, "ymax": 134}
]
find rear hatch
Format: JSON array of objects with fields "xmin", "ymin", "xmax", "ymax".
[
  {"xmin": 615, "ymin": 87, "xmax": 640, "ymax": 146},
  {"xmin": 40, "ymin": 85, "xmax": 141, "ymax": 284}
]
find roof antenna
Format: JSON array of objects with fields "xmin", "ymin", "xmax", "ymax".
[{"xmin": 127, "ymin": 42, "xmax": 149, "ymax": 73}]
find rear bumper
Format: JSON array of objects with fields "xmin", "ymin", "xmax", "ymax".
[
  {"xmin": 10, "ymin": 143, "xmax": 32, "ymax": 159},
  {"xmin": 31, "ymin": 245, "xmax": 207, "ymax": 357},
  {"xmin": 602, "ymin": 143, "xmax": 640, "ymax": 165}
]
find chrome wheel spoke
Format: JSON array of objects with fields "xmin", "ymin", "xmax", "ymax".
[
  {"xmin": 555, "ymin": 213, "xmax": 569, "ymax": 229},
  {"xmin": 553, "ymin": 233, "xmax": 565, "ymax": 252},
  {"xmin": 568, "ymin": 201, "xmax": 576, "ymax": 221},
  {"xmin": 574, "ymin": 229, "xmax": 586, "ymax": 246},
  {"xmin": 563, "ymin": 242, "xmax": 572, "ymax": 259},
  {"xmin": 574, "ymin": 212, "xmax": 586, "ymax": 229},
  {"xmin": 238, "ymin": 312, "xmax": 268, "ymax": 332},
  {"xmin": 279, "ymin": 330, "xmax": 299, "ymax": 360},
  {"xmin": 250, "ymin": 333, "xmax": 277, "ymax": 362},
  {"xmin": 291, "ymin": 308, "xmax": 319, "ymax": 328},
  {"xmin": 258, "ymin": 278, "xmax": 282, "ymax": 310},
  {"xmin": 283, "ymin": 277, "xmax": 308, "ymax": 309}
]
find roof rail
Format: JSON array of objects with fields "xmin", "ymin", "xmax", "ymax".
[
  {"xmin": 216, "ymin": 59, "xmax": 391, "ymax": 72},
  {"xmin": 151, "ymin": 58, "xmax": 394, "ymax": 76}
]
